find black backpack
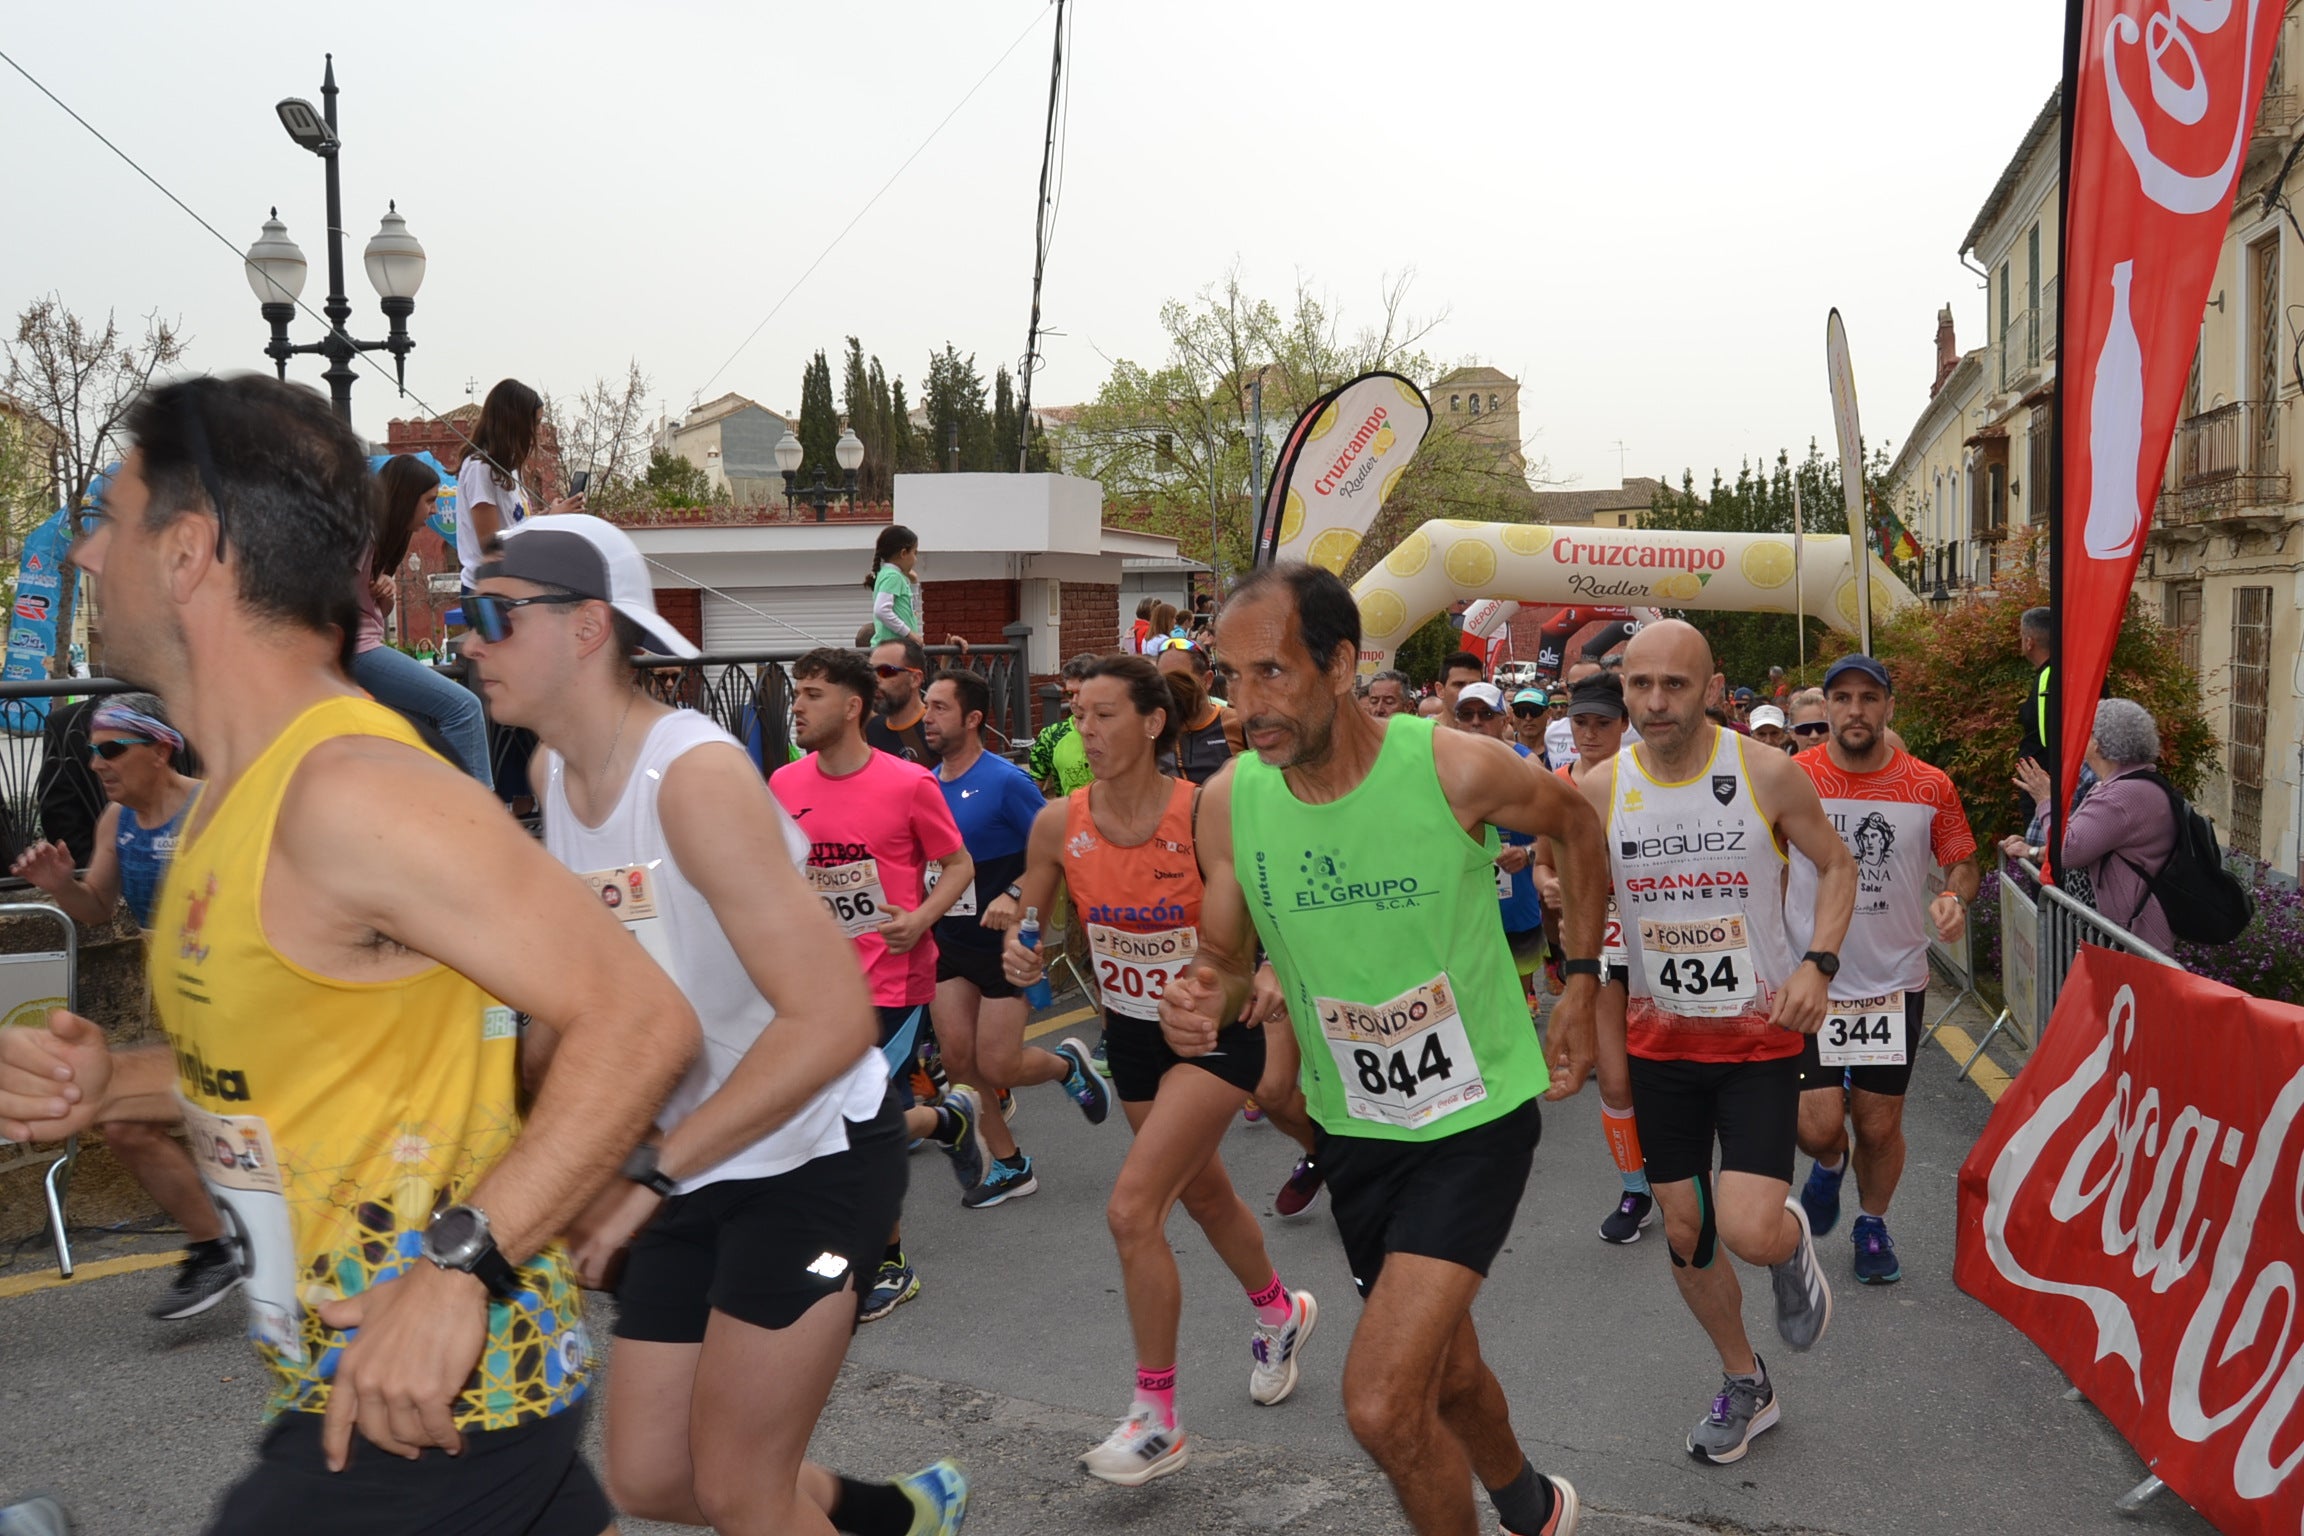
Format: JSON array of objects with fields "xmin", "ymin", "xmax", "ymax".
[{"xmin": 2115, "ymin": 770, "xmax": 2255, "ymax": 946}]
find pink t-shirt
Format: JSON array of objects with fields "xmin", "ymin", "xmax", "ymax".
[{"xmin": 770, "ymin": 748, "xmax": 964, "ymax": 1006}]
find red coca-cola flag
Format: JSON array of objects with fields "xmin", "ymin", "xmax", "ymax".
[
  {"xmin": 1956, "ymin": 948, "xmax": 2304, "ymax": 1534},
  {"xmin": 2056, "ymin": 1, "xmax": 2282, "ymax": 821}
]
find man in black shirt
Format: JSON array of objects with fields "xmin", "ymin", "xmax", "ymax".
[
  {"xmin": 2015, "ymin": 606, "xmax": 2053, "ymax": 823},
  {"xmin": 867, "ymin": 635, "xmax": 931, "ymax": 763}
]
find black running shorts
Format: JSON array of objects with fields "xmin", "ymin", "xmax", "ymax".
[
  {"xmin": 1796, "ymin": 988, "xmax": 1927, "ymax": 1097},
  {"xmin": 1101, "ymin": 1011, "xmax": 1266, "ymax": 1104},
  {"xmin": 1627, "ymin": 1054, "xmax": 1800, "ymax": 1187},
  {"xmin": 1315, "ymin": 1097, "xmax": 1543, "ymax": 1298},
  {"xmin": 614, "ymin": 1097, "xmax": 908, "ymax": 1340},
  {"xmin": 935, "ymin": 938, "xmax": 1020, "ymax": 1001},
  {"xmin": 202, "ymin": 1401, "xmax": 608, "ymax": 1536},
  {"xmin": 1505, "ymin": 925, "xmax": 1546, "ymax": 978}
]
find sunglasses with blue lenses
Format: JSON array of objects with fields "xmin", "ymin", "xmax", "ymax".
[{"xmin": 465, "ymin": 591, "xmax": 589, "ymax": 642}]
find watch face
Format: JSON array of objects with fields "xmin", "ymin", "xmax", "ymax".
[{"xmin": 427, "ymin": 1206, "xmax": 483, "ymax": 1265}]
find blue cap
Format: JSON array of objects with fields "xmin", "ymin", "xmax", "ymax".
[{"xmin": 1822, "ymin": 653, "xmax": 1893, "ymax": 693}]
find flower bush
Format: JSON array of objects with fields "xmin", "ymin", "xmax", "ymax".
[{"xmin": 2171, "ymin": 863, "xmax": 2304, "ymax": 1006}]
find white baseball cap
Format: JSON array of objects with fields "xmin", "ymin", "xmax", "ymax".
[
  {"xmin": 1456, "ymin": 681, "xmax": 1505, "ymax": 713},
  {"xmin": 1748, "ymin": 704, "xmax": 1788, "ymax": 731},
  {"xmin": 480, "ymin": 514, "xmax": 701, "ymax": 659}
]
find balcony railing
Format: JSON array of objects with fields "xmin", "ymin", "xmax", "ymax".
[
  {"xmin": 2258, "ymin": 90, "xmax": 2298, "ymax": 138},
  {"xmin": 2162, "ymin": 400, "xmax": 2291, "ymax": 523},
  {"xmin": 2042, "ymin": 276, "xmax": 2059, "ymax": 359},
  {"xmin": 1994, "ymin": 308, "xmax": 2042, "ymax": 391}
]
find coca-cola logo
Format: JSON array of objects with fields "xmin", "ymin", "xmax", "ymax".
[{"xmin": 2103, "ymin": 0, "xmax": 2268, "ymax": 215}]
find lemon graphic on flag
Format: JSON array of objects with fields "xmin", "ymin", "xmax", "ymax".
[
  {"xmin": 1277, "ymin": 489, "xmax": 1305, "ymax": 547},
  {"xmin": 1308, "ymin": 402, "xmax": 1342, "ymax": 442},
  {"xmin": 1444, "ymin": 538, "xmax": 1497, "ymax": 589},
  {"xmin": 1499, "ymin": 523, "xmax": 1553, "ymax": 556},
  {"xmin": 1740, "ymin": 541, "xmax": 1795, "ymax": 590},
  {"xmin": 1307, "ymin": 528, "xmax": 1362, "ymax": 574},
  {"xmin": 1380, "ymin": 466, "xmax": 1406, "ymax": 505},
  {"xmin": 1653, "ymin": 571, "xmax": 1703, "ymax": 602},
  {"xmin": 2, "ymin": 997, "xmax": 62, "ymax": 1031},
  {"xmin": 1391, "ymin": 377, "xmax": 1424, "ymax": 410},
  {"xmin": 1359, "ymin": 587, "xmax": 1408, "ymax": 639},
  {"xmin": 1834, "ymin": 575, "xmax": 1896, "ymax": 627},
  {"xmin": 1371, "ymin": 424, "xmax": 1397, "ymax": 456}
]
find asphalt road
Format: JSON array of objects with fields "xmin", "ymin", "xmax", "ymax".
[{"xmin": 0, "ymin": 991, "xmax": 2216, "ymax": 1536}]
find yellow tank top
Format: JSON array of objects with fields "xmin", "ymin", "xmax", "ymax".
[{"xmin": 150, "ymin": 696, "xmax": 589, "ymax": 1427}]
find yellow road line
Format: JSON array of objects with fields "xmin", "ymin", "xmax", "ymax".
[
  {"xmin": 1932, "ymin": 1023, "xmax": 2011, "ymax": 1103},
  {"xmin": 1023, "ymin": 1004, "xmax": 1097, "ymax": 1042},
  {"xmin": 0, "ymin": 1247, "xmax": 182, "ymax": 1300}
]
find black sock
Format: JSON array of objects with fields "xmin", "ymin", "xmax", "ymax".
[
  {"xmin": 932, "ymin": 1103, "xmax": 964, "ymax": 1144},
  {"xmin": 1487, "ymin": 1459, "xmax": 1553, "ymax": 1534},
  {"xmin": 830, "ymin": 1475, "xmax": 916, "ymax": 1536},
  {"xmin": 882, "ymin": 1241, "xmax": 904, "ymax": 1268},
  {"xmin": 996, "ymin": 1152, "xmax": 1027, "ymax": 1170}
]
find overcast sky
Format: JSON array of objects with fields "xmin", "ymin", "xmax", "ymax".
[{"xmin": 1, "ymin": 1, "xmax": 2063, "ymax": 497}]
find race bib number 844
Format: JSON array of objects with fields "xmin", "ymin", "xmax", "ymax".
[{"xmin": 1315, "ymin": 974, "xmax": 1487, "ymax": 1132}]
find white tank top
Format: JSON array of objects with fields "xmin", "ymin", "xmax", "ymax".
[
  {"xmin": 1607, "ymin": 727, "xmax": 1802, "ymax": 1062},
  {"xmin": 543, "ymin": 710, "xmax": 886, "ymax": 1190}
]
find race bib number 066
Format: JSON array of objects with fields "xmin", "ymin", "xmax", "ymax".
[
  {"xmin": 1638, "ymin": 914, "xmax": 1758, "ymax": 1017},
  {"xmin": 808, "ymin": 859, "xmax": 886, "ymax": 938},
  {"xmin": 1315, "ymin": 974, "xmax": 1487, "ymax": 1132},
  {"xmin": 1817, "ymin": 992, "xmax": 1907, "ymax": 1067}
]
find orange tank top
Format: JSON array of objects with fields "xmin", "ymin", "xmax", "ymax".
[{"xmin": 1061, "ymin": 778, "xmax": 1203, "ymax": 1021}]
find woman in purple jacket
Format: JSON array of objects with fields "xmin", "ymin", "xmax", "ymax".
[{"xmin": 2016, "ymin": 699, "xmax": 2177, "ymax": 951}]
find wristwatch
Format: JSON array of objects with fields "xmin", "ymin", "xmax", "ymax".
[
  {"xmin": 1562, "ymin": 958, "xmax": 1604, "ymax": 979},
  {"xmin": 421, "ymin": 1204, "xmax": 518, "ymax": 1296},
  {"xmin": 1802, "ymin": 950, "xmax": 1841, "ymax": 979},
  {"xmin": 1005, "ymin": 882, "xmax": 1024, "ymax": 901},
  {"xmin": 621, "ymin": 1142, "xmax": 680, "ymax": 1198}
]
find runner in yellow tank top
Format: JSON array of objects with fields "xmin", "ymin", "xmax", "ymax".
[{"xmin": 0, "ymin": 376, "xmax": 699, "ymax": 1536}]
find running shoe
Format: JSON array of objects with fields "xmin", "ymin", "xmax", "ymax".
[
  {"xmin": 1598, "ymin": 1191, "xmax": 1655, "ymax": 1245},
  {"xmin": 1274, "ymin": 1157, "xmax": 1324, "ymax": 1219},
  {"xmin": 962, "ymin": 1154, "xmax": 1039, "ymax": 1210},
  {"xmin": 895, "ymin": 1458, "xmax": 969, "ymax": 1536},
  {"xmin": 1500, "ymin": 1474, "xmax": 1583, "ymax": 1536},
  {"xmin": 936, "ymin": 1087, "xmax": 989, "ymax": 1197},
  {"xmin": 1055, "ymin": 1038, "xmax": 1111, "ymax": 1125},
  {"xmin": 1686, "ymin": 1363, "xmax": 1779, "ymax": 1465},
  {"xmin": 1768, "ymin": 1196, "xmax": 1832, "ymax": 1351},
  {"xmin": 150, "ymin": 1241, "xmax": 242, "ymax": 1321},
  {"xmin": 1851, "ymin": 1212, "xmax": 1902, "ymax": 1285},
  {"xmin": 1248, "ymin": 1289, "xmax": 1319, "ymax": 1405},
  {"xmin": 1091, "ymin": 1037, "xmax": 1111, "ymax": 1078},
  {"xmin": 1241, "ymin": 1099, "xmax": 1263, "ymax": 1123},
  {"xmin": 1079, "ymin": 1411, "xmax": 1189, "ymax": 1487},
  {"xmin": 998, "ymin": 1088, "xmax": 1017, "ymax": 1123},
  {"xmin": 1799, "ymin": 1158, "xmax": 1844, "ymax": 1238},
  {"xmin": 860, "ymin": 1258, "xmax": 921, "ymax": 1322},
  {"xmin": 0, "ymin": 1496, "xmax": 73, "ymax": 1536}
]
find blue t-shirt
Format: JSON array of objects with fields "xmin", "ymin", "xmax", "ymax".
[
  {"xmin": 1496, "ymin": 744, "xmax": 1544, "ymax": 934},
  {"xmin": 117, "ymin": 789, "xmax": 198, "ymax": 929},
  {"xmin": 933, "ymin": 750, "xmax": 1046, "ymax": 952}
]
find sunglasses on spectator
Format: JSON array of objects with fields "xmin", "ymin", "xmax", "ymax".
[
  {"xmin": 1791, "ymin": 721, "xmax": 1830, "ymax": 738},
  {"xmin": 1511, "ymin": 705, "xmax": 1543, "ymax": 719},
  {"xmin": 90, "ymin": 737, "xmax": 155, "ymax": 760},
  {"xmin": 1456, "ymin": 706, "xmax": 1499, "ymax": 722},
  {"xmin": 466, "ymin": 591, "xmax": 588, "ymax": 642},
  {"xmin": 874, "ymin": 664, "xmax": 924, "ymax": 679}
]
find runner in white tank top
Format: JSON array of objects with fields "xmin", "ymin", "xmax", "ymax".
[{"xmin": 1580, "ymin": 620, "xmax": 1855, "ymax": 1470}]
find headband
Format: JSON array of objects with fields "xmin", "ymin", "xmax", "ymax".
[{"xmin": 92, "ymin": 704, "xmax": 184, "ymax": 755}]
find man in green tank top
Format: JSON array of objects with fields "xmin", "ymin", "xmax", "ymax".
[{"xmin": 1160, "ymin": 564, "xmax": 1611, "ymax": 1536}]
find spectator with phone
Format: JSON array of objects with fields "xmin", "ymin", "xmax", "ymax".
[
  {"xmin": 354, "ymin": 457, "xmax": 493, "ymax": 786},
  {"xmin": 453, "ymin": 379, "xmax": 583, "ymax": 595}
]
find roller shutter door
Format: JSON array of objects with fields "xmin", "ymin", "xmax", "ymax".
[{"xmin": 700, "ymin": 586, "xmax": 873, "ymax": 653}]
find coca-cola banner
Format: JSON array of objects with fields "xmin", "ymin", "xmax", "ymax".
[
  {"xmin": 1256, "ymin": 372, "xmax": 1432, "ymax": 573},
  {"xmin": 2056, "ymin": 1, "xmax": 2281, "ymax": 816},
  {"xmin": 1956, "ymin": 948, "xmax": 2304, "ymax": 1534}
]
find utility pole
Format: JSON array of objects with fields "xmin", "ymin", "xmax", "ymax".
[{"xmin": 1014, "ymin": 0, "xmax": 1067, "ymax": 471}]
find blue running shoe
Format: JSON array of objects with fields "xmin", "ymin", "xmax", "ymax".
[
  {"xmin": 896, "ymin": 1457, "xmax": 969, "ymax": 1536},
  {"xmin": 1799, "ymin": 1159, "xmax": 1844, "ymax": 1238},
  {"xmin": 1851, "ymin": 1213, "xmax": 1902, "ymax": 1285},
  {"xmin": 963, "ymin": 1154, "xmax": 1039, "ymax": 1210},
  {"xmin": 860, "ymin": 1257, "xmax": 920, "ymax": 1323},
  {"xmin": 1091, "ymin": 1037, "xmax": 1111, "ymax": 1078},
  {"xmin": 1055, "ymin": 1037, "xmax": 1111, "ymax": 1125}
]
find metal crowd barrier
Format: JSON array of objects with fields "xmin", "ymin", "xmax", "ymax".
[{"xmin": 0, "ymin": 903, "xmax": 81, "ymax": 1274}]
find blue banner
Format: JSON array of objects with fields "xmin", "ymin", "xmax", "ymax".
[
  {"xmin": 0, "ymin": 477, "xmax": 93, "ymax": 735},
  {"xmin": 368, "ymin": 449, "xmax": 459, "ymax": 545}
]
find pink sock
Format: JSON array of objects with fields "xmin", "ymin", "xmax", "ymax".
[
  {"xmin": 1248, "ymin": 1270, "xmax": 1293, "ymax": 1327},
  {"xmin": 1135, "ymin": 1364, "xmax": 1177, "ymax": 1429}
]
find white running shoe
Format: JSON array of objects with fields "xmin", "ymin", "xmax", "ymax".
[
  {"xmin": 1249, "ymin": 1289, "xmax": 1319, "ymax": 1406},
  {"xmin": 1079, "ymin": 1410, "xmax": 1190, "ymax": 1487}
]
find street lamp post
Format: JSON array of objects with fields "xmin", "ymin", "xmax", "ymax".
[
  {"xmin": 244, "ymin": 55, "xmax": 426, "ymax": 423},
  {"xmin": 774, "ymin": 426, "xmax": 866, "ymax": 522}
]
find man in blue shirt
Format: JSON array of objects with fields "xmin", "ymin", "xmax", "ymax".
[{"xmin": 921, "ymin": 668, "xmax": 1107, "ymax": 1209}]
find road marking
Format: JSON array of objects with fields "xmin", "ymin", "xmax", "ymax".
[
  {"xmin": 1024, "ymin": 1004, "xmax": 1097, "ymax": 1042},
  {"xmin": 0, "ymin": 1248, "xmax": 182, "ymax": 1300},
  {"xmin": 1931, "ymin": 1024, "xmax": 2011, "ymax": 1102}
]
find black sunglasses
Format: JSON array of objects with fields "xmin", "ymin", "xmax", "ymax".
[
  {"xmin": 874, "ymin": 664, "xmax": 923, "ymax": 679},
  {"xmin": 466, "ymin": 591, "xmax": 588, "ymax": 642},
  {"xmin": 1791, "ymin": 722, "xmax": 1830, "ymax": 737},
  {"xmin": 1511, "ymin": 705, "xmax": 1543, "ymax": 719},
  {"xmin": 90, "ymin": 737, "xmax": 155, "ymax": 760}
]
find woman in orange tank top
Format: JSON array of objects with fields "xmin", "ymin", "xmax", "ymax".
[{"xmin": 1005, "ymin": 655, "xmax": 1316, "ymax": 1488}]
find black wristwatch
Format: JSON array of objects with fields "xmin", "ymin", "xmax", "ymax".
[
  {"xmin": 1802, "ymin": 950, "xmax": 1841, "ymax": 979},
  {"xmin": 620, "ymin": 1143, "xmax": 680, "ymax": 1199},
  {"xmin": 1562, "ymin": 958, "xmax": 1604, "ymax": 980},
  {"xmin": 421, "ymin": 1204, "xmax": 518, "ymax": 1296},
  {"xmin": 1004, "ymin": 882, "xmax": 1024, "ymax": 901}
]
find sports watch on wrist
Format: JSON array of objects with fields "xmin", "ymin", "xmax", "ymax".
[
  {"xmin": 421, "ymin": 1204, "xmax": 518, "ymax": 1296},
  {"xmin": 1004, "ymin": 883, "xmax": 1024, "ymax": 901},
  {"xmin": 1802, "ymin": 950, "xmax": 1841, "ymax": 979},
  {"xmin": 1562, "ymin": 958, "xmax": 1604, "ymax": 979},
  {"xmin": 620, "ymin": 1143, "xmax": 679, "ymax": 1198}
]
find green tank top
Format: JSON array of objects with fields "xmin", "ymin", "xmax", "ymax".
[{"xmin": 1231, "ymin": 714, "xmax": 1547, "ymax": 1142}]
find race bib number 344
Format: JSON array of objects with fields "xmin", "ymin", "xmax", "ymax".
[
  {"xmin": 1818, "ymin": 992, "xmax": 1907, "ymax": 1067},
  {"xmin": 1638, "ymin": 915, "xmax": 1758, "ymax": 1017},
  {"xmin": 1315, "ymin": 974, "xmax": 1487, "ymax": 1132}
]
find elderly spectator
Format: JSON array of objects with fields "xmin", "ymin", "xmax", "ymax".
[
  {"xmin": 1364, "ymin": 669, "xmax": 1413, "ymax": 719},
  {"xmin": 2016, "ymin": 699, "xmax": 2176, "ymax": 950},
  {"xmin": 1748, "ymin": 703, "xmax": 1792, "ymax": 752},
  {"xmin": 1787, "ymin": 686, "xmax": 1829, "ymax": 751}
]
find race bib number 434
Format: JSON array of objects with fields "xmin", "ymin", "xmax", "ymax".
[
  {"xmin": 1818, "ymin": 992, "xmax": 1907, "ymax": 1066},
  {"xmin": 1315, "ymin": 974, "xmax": 1487, "ymax": 1132},
  {"xmin": 1638, "ymin": 915, "xmax": 1758, "ymax": 1017}
]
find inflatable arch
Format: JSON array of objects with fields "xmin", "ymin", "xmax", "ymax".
[{"xmin": 1349, "ymin": 521, "xmax": 1916, "ymax": 672}]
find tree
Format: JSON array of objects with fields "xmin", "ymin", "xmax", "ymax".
[
  {"xmin": 0, "ymin": 408, "xmax": 56, "ymax": 568},
  {"xmin": 797, "ymin": 351, "xmax": 839, "ymax": 487},
  {"xmin": 890, "ymin": 378, "xmax": 920, "ymax": 474},
  {"xmin": 641, "ymin": 446, "xmax": 713, "ymax": 508},
  {"xmin": 993, "ymin": 366, "xmax": 1020, "ymax": 474},
  {"xmin": 3, "ymin": 297, "xmax": 188, "ymax": 674},
  {"xmin": 542, "ymin": 360, "xmax": 653, "ymax": 514},
  {"xmin": 920, "ymin": 344, "xmax": 994, "ymax": 472},
  {"xmin": 840, "ymin": 338, "xmax": 898, "ymax": 503}
]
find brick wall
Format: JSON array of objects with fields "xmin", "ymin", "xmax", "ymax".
[
  {"xmin": 1060, "ymin": 581, "xmax": 1119, "ymax": 659},
  {"xmin": 921, "ymin": 578, "xmax": 1019, "ymax": 647},
  {"xmin": 653, "ymin": 588, "xmax": 704, "ymax": 649},
  {"xmin": 385, "ymin": 406, "xmax": 565, "ymax": 498}
]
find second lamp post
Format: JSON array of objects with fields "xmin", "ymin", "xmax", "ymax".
[{"xmin": 775, "ymin": 425, "xmax": 865, "ymax": 520}]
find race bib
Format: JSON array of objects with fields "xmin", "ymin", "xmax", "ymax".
[
  {"xmin": 1818, "ymin": 992, "xmax": 1907, "ymax": 1066},
  {"xmin": 578, "ymin": 864, "xmax": 674, "ymax": 971},
  {"xmin": 1315, "ymin": 974, "xmax": 1488, "ymax": 1132},
  {"xmin": 809, "ymin": 859, "xmax": 888, "ymax": 938},
  {"xmin": 925, "ymin": 862, "xmax": 976, "ymax": 918},
  {"xmin": 1087, "ymin": 923, "xmax": 1195, "ymax": 1020},
  {"xmin": 1602, "ymin": 899, "xmax": 1629, "ymax": 971},
  {"xmin": 1638, "ymin": 915, "xmax": 1759, "ymax": 1017},
  {"xmin": 1495, "ymin": 861, "xmax": 1514, "ymax": 899},
  {"xmin": 179, "ymin": 1100, "xmax": 304, "ymax": 1363}
]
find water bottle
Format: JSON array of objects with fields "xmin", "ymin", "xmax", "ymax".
[{"xmin": 1017, "ymin": 907, "xmax": 1055, "ymax": 1010}]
